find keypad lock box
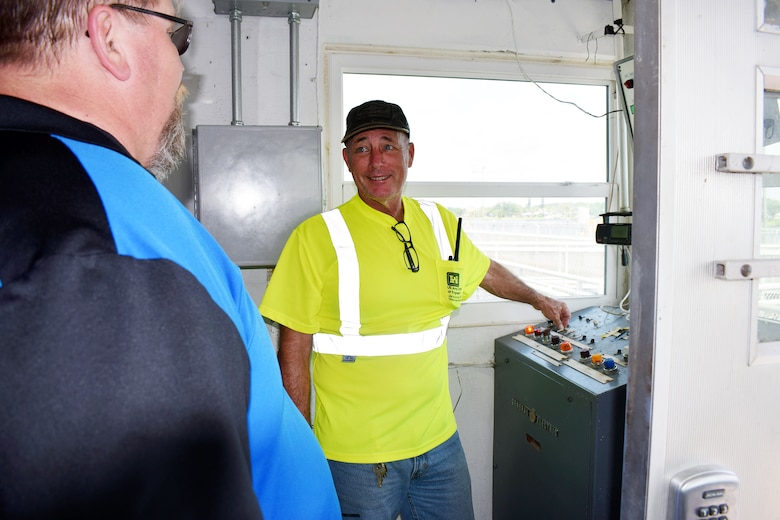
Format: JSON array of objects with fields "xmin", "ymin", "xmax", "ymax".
[{"xmin": 669, "ymin": 466, "xmax": 739, "ymax": 520}]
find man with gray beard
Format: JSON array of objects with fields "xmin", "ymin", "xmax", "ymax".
[
  {"xmin": 148, "ymin": 84, "xmax": 189, "ymax": 181},
  {"xmin": 0, "ymin": 1, "xmax": 340, "ymax": 519}
]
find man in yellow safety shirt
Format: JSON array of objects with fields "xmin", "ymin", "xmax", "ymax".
[{"xmin": 260, "ymin": 100, "xmax": 570, "ymax": 520}]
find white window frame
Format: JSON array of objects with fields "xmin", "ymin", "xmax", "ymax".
[
  {"xmin": 323, "ymin": 47, "xmax": 623, "ymax": 326},
  {"xmin": 750, "ymin": 65, "xmax": 780, "ymax": 364}
]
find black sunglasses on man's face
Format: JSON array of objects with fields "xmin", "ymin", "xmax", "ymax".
[{"xmin": 109, "ymin": 3, "xmax": 193, "ymax": 55}]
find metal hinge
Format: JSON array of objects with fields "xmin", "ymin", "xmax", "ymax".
[{"xmin": 714, "ymin": 259, "xmax": 780, "ymax": 280}]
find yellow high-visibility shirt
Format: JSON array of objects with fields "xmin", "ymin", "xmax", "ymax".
[{"xmin": 260, "ymin": 195, "xmax": 490, "ymax": 463}]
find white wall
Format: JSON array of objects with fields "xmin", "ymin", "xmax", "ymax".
[{"xmin": 173, "ymin": 1, "xmax": 617, "ymax": 519}]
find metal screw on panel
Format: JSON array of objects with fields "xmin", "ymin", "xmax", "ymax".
[
  {"xmin": 743, "ymin": 156, "xmax": 754, "ymax": 170},
  {"xmin": 741, "ymin": 264, "xmax": 752, "ymax": 277}
]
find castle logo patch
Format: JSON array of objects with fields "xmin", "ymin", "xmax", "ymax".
[{"xmin": 447, "ymin": 271, "xmax": 462, "ymax": 302}]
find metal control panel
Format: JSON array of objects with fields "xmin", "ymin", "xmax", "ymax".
[{"xmin": 493, "ymin": 305, "xmax": 629, "ymax": 520}]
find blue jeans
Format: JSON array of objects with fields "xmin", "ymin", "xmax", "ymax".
[{"xmin": 327, "ymin": 431, "xmax": 475, "ymax": 520}]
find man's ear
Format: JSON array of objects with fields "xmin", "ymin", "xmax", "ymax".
[{"xmin": 86, "ymin": 4, "xmax": 131, "ymax": 81}]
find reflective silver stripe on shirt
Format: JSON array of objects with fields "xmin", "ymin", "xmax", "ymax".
[
  {"xmin": 313, "ymin": 201, "xmax": 452, "ymax": 356},
  {"xmin": 321, "ymin": 208, "xmax": 361, "ymax": 336},
  {"xmin": 314, "ymin": 315, "xmax": 451, "ymax": 356},
  {"xmin": 418, "ymin": 199, "xmax": 452, "ymax": 261}
]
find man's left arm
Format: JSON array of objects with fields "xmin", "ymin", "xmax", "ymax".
[{"xmin": 479, "ymin": 259, "xmax": 571, "ymax": 329}]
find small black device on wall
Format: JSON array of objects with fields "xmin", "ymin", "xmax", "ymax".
[{"xmin": 596, "ymin": 211, "xmax": 632, "ymax": 246}]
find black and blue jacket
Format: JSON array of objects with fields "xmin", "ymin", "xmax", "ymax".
[{"xmin": 0, "ymin": 95, "xmax": 339, "ymax": 519}]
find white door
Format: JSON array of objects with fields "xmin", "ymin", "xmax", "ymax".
[{"xmin": 624, "ymin": 1, "xmax": 780, "ymax": 518}]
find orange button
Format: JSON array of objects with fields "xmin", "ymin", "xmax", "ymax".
[
  {"xmin": 524, "ymin": 325, "xmax": 535, "ymax": 335},
  {"xmin": 591, "ymin": 353, "xmax": 604, "ymax": 364},
  {"xmin": 560, "ymin": 342, "xmax": 573, "ymax": 352}
]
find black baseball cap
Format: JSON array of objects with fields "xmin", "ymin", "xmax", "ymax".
[{"xmin": 342, "ymin": 100, "xmax": 410, "ymax": 143}]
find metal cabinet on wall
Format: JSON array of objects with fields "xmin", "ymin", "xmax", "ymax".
[{"xmin": 193, "ymin": 125, "xmax": 323, "ymax": 268}]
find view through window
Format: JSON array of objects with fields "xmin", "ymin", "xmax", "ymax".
[
  {"xmin": 759, "ymin": 87, "xmax": 780, "ymax": 340},
  {"xmin": 342, "ymin": 73, "xmax": 611, "ymax": 301}
]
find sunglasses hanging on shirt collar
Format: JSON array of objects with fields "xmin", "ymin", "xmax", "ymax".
[{"xmin": 391, "ymin": 221, "xmax": 420, "ymax": 273}]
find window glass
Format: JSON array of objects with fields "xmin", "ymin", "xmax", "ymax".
[
  {"xmin": 758, "ymin": 88, "xmax": 780, "ymax": 340},
  {"xmin": 430, "ymin": 197, "xmax": 606, "ymax": 301},
  {"xmin": 760, "ymin": 0, "xmax": 780, "ymax": 32},
  {"xmin": 342, "ymin": 74, "xmax": 608, "ymax": 183},
  {"xmin": 341, "ymin": 72, "xmax": 611, "ymax": 300}
]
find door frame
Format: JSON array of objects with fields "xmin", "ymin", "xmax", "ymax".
[{"xmin": 620, "ymin": 0, "xmax": 660, "ymax": 518}]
